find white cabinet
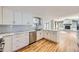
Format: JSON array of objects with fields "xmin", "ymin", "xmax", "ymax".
[
  {"xmin": 46, "ymin": 31, "xmax": 51, "ymax": 40},
  {"xmin": 18, "ymin": 32, "xmax": 29, "ymax": 48},
  {"xmin": 12, "ymin": 32, "xmax": 29, "ymax": 51},
  {"xmin": 3, "ymin": 7, "xmax": 13, "ymax": 25},
  {"xmin": 22, "ymin": 13, "xmax": 33, "ymax": 25},
  {"xmin": 0, "ymin": 7, "xmax": 33, "ymax": 25},
  {"xmin": 37, "ymin": 31, "xmax": 51, "ymax": 41},
  {"xmin": 43, "ymin": 31, "xmax": 51, "ymax": 40},
  {"xmin": 37, "ymin": 31, "xmax": 41, "ymax": 40},
  {"xmin": 43, "ymin": 31, "xmax": 48, "ymax": 39},
  {"xmin": 14, "ymin": 11, "xmax": 22, "ymax": 25},
  {"xmin": 37, "ymin": 31, "xmax": 43, "ymax": 40},
  {"xmin": 12, "ymin": 34, "xmax": 22, "ymax": 51},
  {"xmin": 12, "ymin": 35, "xmax": 19, "ymax": 51},
  {"xmin": 37, "ymin": 31, "xmax": 58, "ymax": 42},
  {"xmin": 22, "ymin": 13, "xmax": 27, "ymax": 25},
  {"xmin": 51, "ymin": 31, "xmax": 58, "ymax": 42},
  {"xmin": 0, "ymin": 7, "xmax": 2, "ymax": 24},
  {"xmin": 3, "ymin": 35, "xmax": 13, "ymax": 52}
]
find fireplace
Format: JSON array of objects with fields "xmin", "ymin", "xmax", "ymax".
[
  {"xmin": 65, "ymin": 26, "xmax": 70, "ymax": 29},
  {"xmin": 64, "ymin": 24, "xmax": 71, "ymax": 30}
]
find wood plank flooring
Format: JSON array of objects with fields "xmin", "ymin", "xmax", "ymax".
[
  {"xmin": 17, "ymin": 39, "xmax": 58, "ymax": 52},
  {"xmin": 17, "ymin": 31, "xmax": 79, "ymax": 52}
]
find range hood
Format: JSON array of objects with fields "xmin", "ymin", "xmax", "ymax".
[{"xmin": 63, "ymin": 19, "xmax": 72, "ymax": 25}]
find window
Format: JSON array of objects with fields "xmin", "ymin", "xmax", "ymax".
[{"xmin": 33, "ymin": 17, "xmax": 42, "ymax": 30}]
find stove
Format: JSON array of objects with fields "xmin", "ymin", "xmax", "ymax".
[{"xmin": 0, "ymin": 38, "xmax": 5, "ymax": 52}]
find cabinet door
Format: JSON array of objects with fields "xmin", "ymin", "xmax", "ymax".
[
  {"xmin": 18, "ymin": 33, "xmax": 29, "ymax": 48},
  {"xmin": 37, "ymin": 31, "xmax": 41, "ymax": 40},
  {"xmin": 3, "ymin": 35, "xmax": 13, "ymax": 52},
  {"xmin": 12, "ymin": 35, "xmax": 18, "ymax": 51},
  {"xmin": 52, "ymin": 31, "xmax": 57, "ymax": 42},
  {"xmin": 25, "ymin": 32, "xmax": 29, "ymax": 45},
  {"xmin": 22, "ymin": 13, "xmax": 27, "ymax": 25},
  {"xmin": 50, "ymin": 31, "xmax": 56, "ymax": 42},
  {"xmin": 3, "ymin": 8, "xmax": 13, "ymax": 25},
  {"xmin": 22, "ymin": 13, "xmax": 33, "ymax": 25},
  {"xmin": 14, "ymin": 11, "xmax": 22, "ymax": 25},
  {"xmin": 12, "ymin": 34, "xmax": 20, "ymax": 51},
  {"xmin": 20, "ymin": 33, "xmax": 29, "ymax": 47},
  {"xmin": 43, "ymin": 31, "xmax": 48, "ymax": 39},
  {"xmin": 47, "ymin": 31, "xmax": 51, "ymax": 40},
  {"xmin": 37, "ymin": 31, "xmax": 43, "ymax": 40},
  {"xmin": 40, "ymin": 31, "xmax": 44, "ymax": 39},
  {"xmin": 12, "ymin": 33, "xmax": 29, "ymax": 51},
  {"xmin": 43, "ymin": 31, "xmax": 46, "ymax": 39},
  {"xmin": 0, "ymin": 7, "xmax": 2, "ymax": 24},
  {"xmin": 43, "ymin": 31, "xmax": 51, "ymax": 40}
]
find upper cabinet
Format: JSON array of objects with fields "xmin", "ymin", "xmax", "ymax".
[
  {"xmin": 0, "ymin": 7, "xmax": 33, "ymax": 25},
  {"xmin": 22, "ymin": 13, "xmax": 28, "ymax": 25},
  {"xmin": 22, "ymin": 13, "xmax": 33, "ymax": 25},
  {"xmin": 3, "ymin": 7, "xmax": 14, "ymax": 25},
  {"xmin": 14, "ymin": 11, "xmax": 22, "ymax": 25},
  {"xmin": 0, "ymin": 7, "xmax": 2, "ymax": 24}
]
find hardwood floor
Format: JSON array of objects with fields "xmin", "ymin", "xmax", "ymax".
[
  {"xmin": 17, "ymin": 31, "xmax": 79, "ymax": 52},
  {"xmin": 17, "ymin": 39, "xmax": 58, "ymax": 52}
]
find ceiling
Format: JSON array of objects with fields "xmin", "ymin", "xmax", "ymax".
[{"xmin": 4, "ymin": 6, "xmax": 79, "ymax": 20}]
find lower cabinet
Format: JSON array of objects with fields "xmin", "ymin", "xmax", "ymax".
[
  {"xmin": 12, "ymin": 32, "xmax": 29, "ymax": 51},
  {"xmin": 2, "ymin": 32, "xmax": 29, "ymax": 52},
  {"xmin": 43, "ymin": 31, "xmax": 47, "ymax": 39},
  {"xmin": 3, "ymin": 31, "xmax": 58, "ymax": 52},
  {"xmin": 37, "ymin": 31, "xmax": 44, "ymax": 41},
  {"xmin": 43, "ymin": 31, "xmax": 51, "ymax": 40},
  {"xmin": 37, "ymin": 31, "xmax": 58, "ymax": 43},
  {"xmin": 3, "ymin": 35, "xmax": 13, "ymax": 52},
  {"xmin": 51, "ymin": 31, "xmax": 58, "ymax": 42}
]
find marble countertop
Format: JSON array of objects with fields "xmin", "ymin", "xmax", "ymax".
[
  {"xmin": 0, "ymin": 30, "xmax": 36, "ymax": 38},
  {"xmin": 0, "ymin": 29, "xmax": 78, "ymax": 38},
  {"xmin": 0, "ymin": 33, "xmax": 14, "ymax": 38}
]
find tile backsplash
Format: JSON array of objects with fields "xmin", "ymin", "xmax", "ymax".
[
  {"xmin": 0, "ymin": 25, "xmax": 34, "ymax": 33},
  {"xmin": 0, "ymin": 25, "xmax": 12, "ymax": 33}
]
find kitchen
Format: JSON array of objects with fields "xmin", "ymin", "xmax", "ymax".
[{"xmin": 0, "ymin": 6, "xmax": 79, "ymax": 52}]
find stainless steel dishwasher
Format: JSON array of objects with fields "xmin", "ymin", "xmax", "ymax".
[{"xmin": 29, "ymin": 31, "xmax": 37, "ymax": 44}]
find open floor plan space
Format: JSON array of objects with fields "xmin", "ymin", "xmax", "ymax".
[{"xmin": 0, "ymin": 6, "xmax": 79, "ymax": 52}]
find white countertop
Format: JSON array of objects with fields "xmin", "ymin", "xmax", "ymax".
[
  {"xmin": 0, "ymin": 30, "xmax": 35, "ymax": 38},
  {"xmin": 0, "ymin": 30, "xmax": 78, "ymax": 38},
  {"xmin": 0, "ymin": 33, "xmax": 14, "ymax": 38}
]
